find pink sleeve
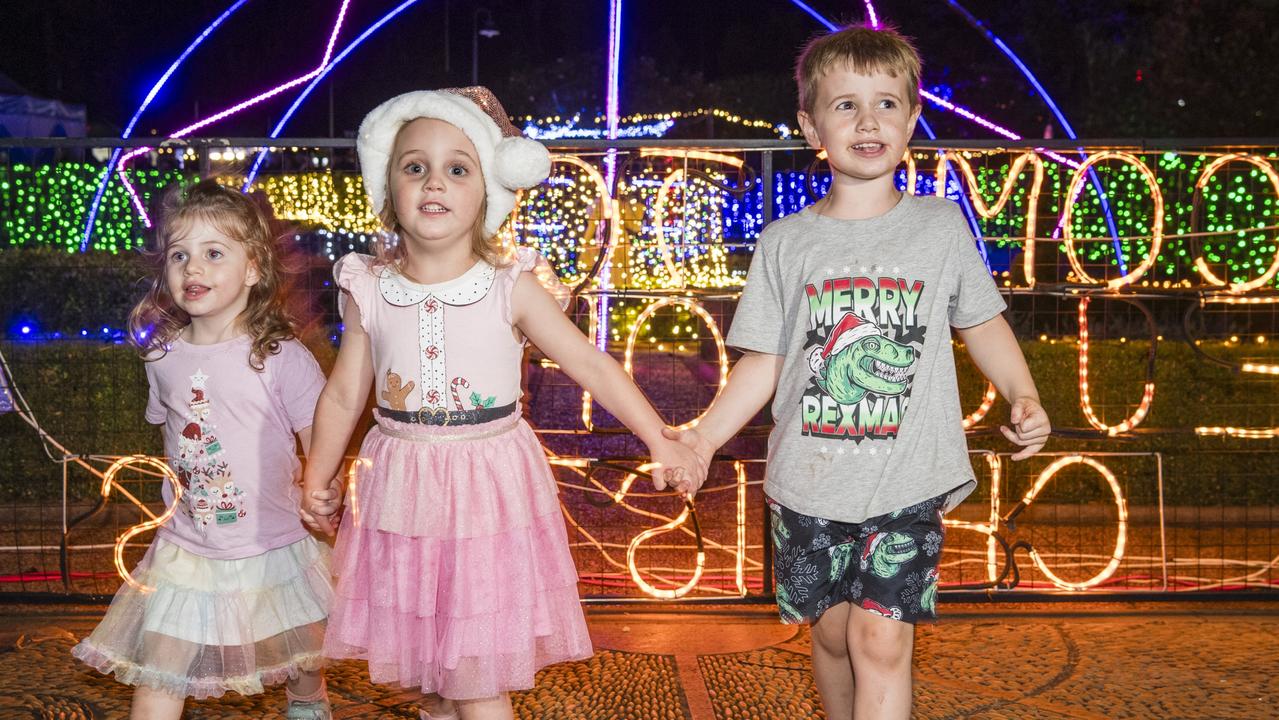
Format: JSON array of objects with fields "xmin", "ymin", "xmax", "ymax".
[
  {"xmin": 144, "ymin": 362, "xmax": 166, "ymax": 424},
  {"xmin": 500, "ymin": 246, "xmax": 571, "ymax": 325},
  {"xmin": 333, "ymin": 252, "xmax": 376, "ymax": 333},
  {"xmin": 273, "ymin": 341, "xmax": 327, "ymax": 432}
]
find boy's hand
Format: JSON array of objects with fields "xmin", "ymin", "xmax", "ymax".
[
  {"xmin": 300, "ymin": 475, "xmax": 344, "ymax": 535},
  {"xmin": 647, "ymin": 435, "xmax": 709, "ymax": 497},
  {"xmin": 659, "ymin": 425, "xmax": 717, "ymax": 497},
  {"xmin": 1002, "ymin": 397, "xmax": 1051, "ymax": 460}
]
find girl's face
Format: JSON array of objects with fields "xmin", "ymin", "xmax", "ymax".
[
  {"xmin": 389, "ymin": 117, "xmax": 485, "ymax": 251},
  {"xmin": 163, "ymin": 218, "xmax": 259, "ymax": 328}
]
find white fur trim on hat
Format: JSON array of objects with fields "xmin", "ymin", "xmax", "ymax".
[{"xmin": 357, "ymin": 90, "xmax": 551, "ymax": 236}]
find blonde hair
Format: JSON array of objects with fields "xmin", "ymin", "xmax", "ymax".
[
  {"xmin": 373, "ymin": 121, "xmax": 507, "ymax": 270},
  {"xmin": 796, "ymin": 23, "xmax": 922, "ymax": 115},
  {"xmin": 129, "ymin": 179, "xmax": 301, "ymax": 370}
]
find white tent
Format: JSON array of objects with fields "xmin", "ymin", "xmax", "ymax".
[{"xmin": 0, "ymin": 93, "xmax": 85, "ymax": 138}]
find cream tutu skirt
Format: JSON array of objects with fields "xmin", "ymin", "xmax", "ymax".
[{"xmin": 72, "ymin": 535, "xmax": 332, "ymax": 699}]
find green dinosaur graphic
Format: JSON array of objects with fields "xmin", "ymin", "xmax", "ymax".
[
  {"xmin": 816, "ymin": 334, "xmax": 915, "ymax": 405},
  {"xmin": 921, "ymin": 569, "xmax": 939, "ymax": 614},
  {"xmin": 829, "ymin": 543, "xmax": 854, "ymax": 582},
  {"xmin": 862, "ymin": 531, "xmax": 919, "ymax": 579},
  {"xmin": 775, "ymin": 582, "xmax": 804, "ymax": 624}
]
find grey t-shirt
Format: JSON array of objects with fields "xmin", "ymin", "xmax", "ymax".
[{"xmin": 725, "ymin": 194, "xmax": 1006, "ymax": 523}]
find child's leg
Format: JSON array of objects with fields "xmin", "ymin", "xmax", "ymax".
[
  {"xmin": 810, "ymin": 601, "xmax": 855, "ymax": 720},
  {"xmin": 286, "ymin": 669, "xmax": 325, "ymax": 698},
  {"xmin": 130, "ymin": 686, "xmax": 186, "ymax": 720},
  {"xmin": 456, "ymin": 693, "xmax": 513, "ymax": 720},
  {"xmin": 846, "ymin": 603, "xmax": 915, "ymax": 720},
  {"xmin": 285, "ymin": 670, "xmax": 330, "ymax": 718},
  {"xmin": 419, "ymin": 692, "xmax": 458, "ymax": 719}
]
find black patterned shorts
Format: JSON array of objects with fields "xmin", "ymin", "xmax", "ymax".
[{"xmin": 768, "ymin": 493, "xmax": 947, "ymax": 625}]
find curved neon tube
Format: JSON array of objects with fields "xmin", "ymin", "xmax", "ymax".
[
  {"xmin": 81, "ymin": 0, "xmax": 253, "ymax": 250},
  {"xmin": 243, "ymin": 0, "xmax": 427, "ymax": 189},
  {"xmin": 942, "ymin": 0, "xmax": 1126, "ymax": 273}
]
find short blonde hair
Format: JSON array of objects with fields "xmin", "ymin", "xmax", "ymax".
[{"xmin": 796, "ymin": 23, "xmax": 922, "ymax": 115}]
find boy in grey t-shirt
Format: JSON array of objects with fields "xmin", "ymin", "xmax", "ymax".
[{"xmin": 666, "ymin": 23, "xmax": 1050, "ymax": 719}]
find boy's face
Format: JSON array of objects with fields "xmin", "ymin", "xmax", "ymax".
[{"xmin": 798, "ymin": 65, "xmax": 920, "ymax": 186}]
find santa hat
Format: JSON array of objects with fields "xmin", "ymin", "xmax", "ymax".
[
  {"xmin": 823, "ymin": 312, "xmax": 883, "ymax": 358},
  {"xmin": 357, "ymin": 86, "xmax": 551, "ymax": 236}
]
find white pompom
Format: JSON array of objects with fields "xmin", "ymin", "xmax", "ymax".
[
  {"xmin": 808, "ymin": 347, "xmax": 826, "ymax": 376},
  {"xmin": 492, "ymin": 136, "xmax": 551, "ymax": 190}
]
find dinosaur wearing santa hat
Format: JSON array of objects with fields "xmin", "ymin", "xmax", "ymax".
[{"xmin": 807, "ymin": 312, "xmax": 916, "ymax": 405}]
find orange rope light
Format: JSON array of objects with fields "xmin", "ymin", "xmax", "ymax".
[
  {"xmin": 104, "ymin": 455, "xmax": 182, "ymax": 593},
  {"xmin": 1062, "ymin": 151, "xmax": 1164, "ymax": 289}
]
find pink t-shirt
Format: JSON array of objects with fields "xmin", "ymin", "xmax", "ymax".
[{"xmin": 144, "ymin": 335, "xmax": 326, "ymax": 560}]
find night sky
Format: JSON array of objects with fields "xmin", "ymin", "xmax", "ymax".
[{"xmin": 3, "ymin": 0, "xmax": 1277, "ymax": 139}]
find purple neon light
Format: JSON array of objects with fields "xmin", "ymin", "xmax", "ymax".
[
  {"xmin": 598, "ymin": 0, "xmax": 624, "ymax": 349},
  {"xmin": 81, "ymin": 0, "xmax": 254, "ymax": 250},
  {"xmin": 118, "ymin": 0, "xmax": 351, "ymax": 166},
  {"xmin": 862, "ymin": 0, "xmax": 879, "ymax": 28},
  {"xmin": 243, "ymin": 0, "xmax": 428, "ymax": 191},
  {"xmin": 606, "ymin": 0, "xmax": 622, "ymax": 140}
]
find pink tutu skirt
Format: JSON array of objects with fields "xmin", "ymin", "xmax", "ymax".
[{"xmin": 324, "ymin": 411, "xmax": 592, "ymax": 700}]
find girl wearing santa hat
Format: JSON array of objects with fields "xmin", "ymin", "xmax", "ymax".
[{"xmin": 300, "ymin": 87, "xmax": 705, "ymax": 720}]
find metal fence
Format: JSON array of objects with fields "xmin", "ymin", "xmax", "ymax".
[{"xmin": 1, "ymin": 137, "xmax": 1277, "ymax": 601}]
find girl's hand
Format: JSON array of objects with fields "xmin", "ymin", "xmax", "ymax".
[
  {"xmin": 300, "ymin": 475, "xmax": 344, "ymax": 535},
  {"xmin": 1002, "ymin": 397, "xmax": 1051, "ymax": 460},
  {"xmin": 648, "ymin": 435, "xmax": 710, "ymax": 497}
]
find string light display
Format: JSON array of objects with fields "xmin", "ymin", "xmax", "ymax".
[
  {"xmin": 101, "ymin": 455, "xmax": 182, "ymax": 593},
  {"xmin": 519, "ymin": 108, "xmax": 797, "ymax": 140},
  {"xmin": 961, "ymin": 382, "xmax": 999, "ymax": 430},
  {"xmin": 1191, "ymin": 153, "xmax": 1279, "ymax": 293},
  {"xmin": 1062, "ymin": 152, "xmax": 1164, "ymax": 289},
  {"xmin": 935, "ymin": 151, "xmax": 1043, "ymax": 286},
  {"xmin": 511, "ymin": 154, "xmax": 616, "ymax": 289},
  {"xmin": 942, "ymin": 452, "xmax": 1002, "ymax": 584},
  {"xmin": 1077, "ymin": 296, "xmax": 1156, "ymax": 435},
  {"xmin": 9, "ymin": 149, "xmax": 1278, "ymax": 293},
  {"xmin": 620, "ymin": 297, "xmax": 729, "ymax": 431},
  {"xmin": 1021, "ymin": 455, "xmax": 1129, "ymax": 591}
]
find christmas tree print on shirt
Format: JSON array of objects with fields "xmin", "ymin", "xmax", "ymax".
[{"xmin": 173, "ymin": 369, "xmax": 245, "ymax": 534}]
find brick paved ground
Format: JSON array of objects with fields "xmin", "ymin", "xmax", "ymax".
[{"xmin": 1, "ymin": 601, "xmax": 1276, "ymax": 719}]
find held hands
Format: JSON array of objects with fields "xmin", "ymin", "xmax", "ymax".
[
  {"xmin": 1002, "ymin": 397, "xmax": 1051, "ymax": 461},
  {"xmin": 656, "ymin": 425, "xmax": 717, "ymax": 497},
  {"xmin": 647, "ymin": 431, "xmax": 710, "ymax": 497},
  {"xmin": 299, "ymin": 474, "xmax": 345, "ymax": 536}
]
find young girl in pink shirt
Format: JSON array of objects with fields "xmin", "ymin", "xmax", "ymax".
[{"xmin": 74, "ymin": 181, "xmax": 333, "ymax": 719}]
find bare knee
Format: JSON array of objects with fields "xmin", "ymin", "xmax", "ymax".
[
  {"xmin": 848, "ymin": 611, "xmax": 914, "ymax": 669},
  {"xmin": 131, "ymin": 685, "xmax": 186, "ymax": 720},
  {"xmin": 811, "ymin": 603, "xmax": 851, "ymax": 659}
]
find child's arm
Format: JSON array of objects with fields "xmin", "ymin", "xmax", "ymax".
[
  {"xmin": 660, "ymin": 351, "xmax": 783, "ymax": 494},
  {"xmin": 955, "ymin": 315, "xmax": 1051, "ymax": 460},
  {"xmin": 296, "ymin": 426, "xmax": 345, "ymax": 533},
  {"xmin": 511, "ymin": 274, "xmax": 707, "ymax": 492},
  {"xmin": 300, "ymin": 301, "xmax": 375, "ymax": 533}
]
